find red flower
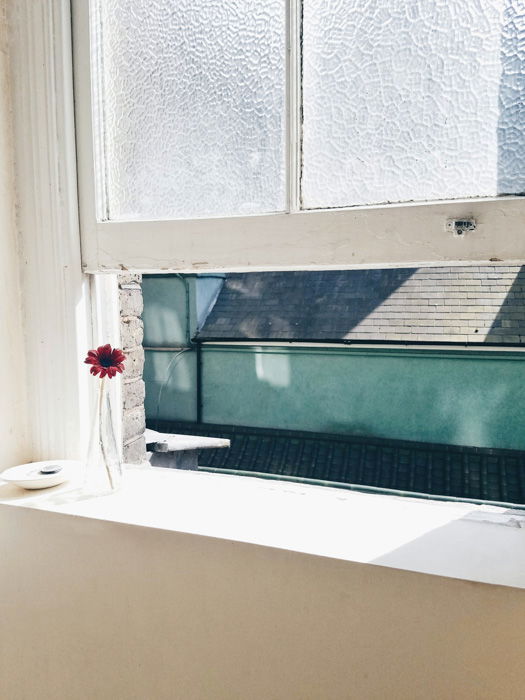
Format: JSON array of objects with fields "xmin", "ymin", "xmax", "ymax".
[{"xmin": 84, "ymin": 344, "xmax": 126, "ymax": 379}]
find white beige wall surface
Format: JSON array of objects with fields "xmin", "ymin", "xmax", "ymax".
[
  {"xmin": 0, "ymin": 1, "xmax": 28, "ymax": 470},
  {"xmin": 2, "ymin": 502, "xmax": 525, "ymax": 700}
]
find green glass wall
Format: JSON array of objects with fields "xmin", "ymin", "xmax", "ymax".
[
  {"xmin": 198, "ymin": 345, "xmax": 525, "ymax": 450},
  {"xmin": 143, "ymin": 274, "xmax": 224, "ymax": 424}
]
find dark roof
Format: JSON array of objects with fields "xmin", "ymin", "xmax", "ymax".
[
  {"xmin": 196, "ymin": 266, "xmax": 525, "ymax": 344},
  {"xmin": 150, "ymin": 420, "xmax": 525, "ymax": 506}
]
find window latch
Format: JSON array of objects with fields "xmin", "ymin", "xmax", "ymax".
[{"xmin": 446, "ymin": 218, "xmax": 476, "ymax": 236}]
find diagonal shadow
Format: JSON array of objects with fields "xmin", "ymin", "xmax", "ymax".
[
  {"xmin": 197, "ymin": 268, "xmax": 416, "ymax": 341},
  {"xmin": 486, "ymin": 265, "xmax": 525, "ymax": 342},
  {"xmin": 371, "ymin": 506, "xmax": 525, "ymax": 589}
]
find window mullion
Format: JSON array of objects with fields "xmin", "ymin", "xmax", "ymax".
[{"xmin": 287, "ymin": 0, "xmax": 302, "ymax": 214}]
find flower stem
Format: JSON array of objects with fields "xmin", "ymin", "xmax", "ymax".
[{"xmin": 99, "ymin": 377, "xmax": 115, "ymax": 490}]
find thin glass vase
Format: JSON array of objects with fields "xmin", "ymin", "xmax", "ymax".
[{"xmin": 84, "ymin": 377, "xmax": 122, "ymax": 495}]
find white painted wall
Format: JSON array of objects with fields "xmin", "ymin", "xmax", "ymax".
[
  {"xmin": 0, "ymin": 1, "xmax": 28, "ymax": 470},
  {"xmin": 2, "ymin": 499, "xmax": 525, "ymax": 700},
  {"xmin": 2, "ymin": 470, "xmax": 525, "ymax": 700},
  {"xmin": 7, "ymin": 0, "xmax": 91, "ymax": 464}
]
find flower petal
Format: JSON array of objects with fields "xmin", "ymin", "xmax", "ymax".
[{"xmin": 85, "ymin": 344, "xmax": 125, "ymax": 377}]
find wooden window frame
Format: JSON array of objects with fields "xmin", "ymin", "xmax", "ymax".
[
  {"xmin": 72, "ymin": 0, "xmax": 525, "ymax": 274},
  {"xmin": 8, "ymin": 0, "xmax": 525, "ymax": 461}
]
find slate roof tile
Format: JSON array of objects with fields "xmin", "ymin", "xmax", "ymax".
[
  {"xmin": 151, "ymin": 420, "xmax": 525, "ymax": 506},
  {"xmin": 197, "ymin": 266, "xmax": 525, "ymax": 345}
]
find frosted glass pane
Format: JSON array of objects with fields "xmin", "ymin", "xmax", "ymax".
[
  {"xmin": 302, "ymin": 0, "xmax": 525, "ymax": 209},
  {"xmin": 91, "ymin": 1, "xmax": 286, "ymax": 221}
]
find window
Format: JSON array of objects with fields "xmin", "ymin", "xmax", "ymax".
[{"xmin": 73, "ymin": 0, "xmax": 525, "ymax": 273}]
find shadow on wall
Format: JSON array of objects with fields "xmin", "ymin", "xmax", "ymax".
[
  {"xmin": 487, "ymin": 266, "xmax": 525, "ymax": 342},
  {"xmin": 498, "ymin": 1, "xmax": 525, "ymax": 194},
  {"xmin": 371, "ymin": 508, "xmax": 525, "ymax": 587}
]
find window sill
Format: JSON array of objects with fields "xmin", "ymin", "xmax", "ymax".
[{"xmin": 1, "ymin": 465, "xmax": 524, "ymax": 589}]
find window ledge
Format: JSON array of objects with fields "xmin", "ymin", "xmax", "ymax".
[{"xmin": 1, "ymin": 466, "xmax": 525, "ymax": 589}]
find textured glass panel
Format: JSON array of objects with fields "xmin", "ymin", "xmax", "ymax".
[
  {"xmin": 91, "ymin": 1, "xmax": 286, "ymax": 221},
  {"xmin": 302, "ymin": 0, "xmax": 525, "ymax": 209}
]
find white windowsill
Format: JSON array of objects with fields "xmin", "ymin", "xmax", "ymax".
[{"xmin": 1, "ymin": 465, "xmax": 525, "ymax": 589}]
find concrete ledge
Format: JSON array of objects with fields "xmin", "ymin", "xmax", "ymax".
[
  {"xmin": 145, "ymin": 428, "xmax": 230, "ymax": 469},
  {"xmin": 1, "ymin": 468, "xmax": 524, "ymax": 589},
  {"xmin": 145, "ymin": 428, "xmax": 230, "ymax": 453}
]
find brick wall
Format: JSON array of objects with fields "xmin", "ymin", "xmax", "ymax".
[{"xmin": 119, "ymin": 273, "xmax": 146, "ymax": 463}]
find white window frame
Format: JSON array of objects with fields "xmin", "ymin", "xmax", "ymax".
[
  {"xmin": 72, "ymin": 0, "xmax": 525, "ymax": 274},
  {"xmin": 7, "ymin": 0, "xmax": 525, "ymax": 462},
  {"xmin": 8, "ymin": 0, "xmax": 122, "ymax": 461}
]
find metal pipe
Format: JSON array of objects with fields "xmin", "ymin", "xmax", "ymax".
[
  {"xmin": 197, "ymin": 337, "xmax": 525, "ymax": 350},
  {"xmin": 196, "ymin": 342, "xmax": 203, "ymax": 424},
  {"xmin": 173, "ymin": 273, "xmax": 192, "ymax": 345},
  {"xmin": 143, "ymin": 346, "xmax": 190, "ymax": 352}
]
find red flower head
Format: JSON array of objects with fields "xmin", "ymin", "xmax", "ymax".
[{"xmin": 84, "ymin": 344, "xmax": 126, "ymax": 379}]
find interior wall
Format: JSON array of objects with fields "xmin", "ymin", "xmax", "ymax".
[
  {"xmin": 0, "ymin": 1, "xmax": 28, "ymax": 470},
  {"xmin": 2, "ymin": 503, "xmax": 525, "ymax": 700}
]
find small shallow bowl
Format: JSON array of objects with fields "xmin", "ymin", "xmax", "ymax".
[{"xmin": 0, "ymin": 460, "xmax": 81, "ymax": 490}]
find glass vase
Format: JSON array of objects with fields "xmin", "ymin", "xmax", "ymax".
[{"xmin": 83, "ymin": 377, "xmax": 122, "ymax": 495}]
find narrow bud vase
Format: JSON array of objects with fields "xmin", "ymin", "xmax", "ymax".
[{"xmin": 84, "ymin": 377, "xmax": 122, "ymax": 495}]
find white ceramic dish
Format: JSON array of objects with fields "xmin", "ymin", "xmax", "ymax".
[{"xmin": 0, "ymin": 460, "xmax": 81, "ymax": 490}]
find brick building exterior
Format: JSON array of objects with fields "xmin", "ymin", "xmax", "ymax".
[{"xmin": 118, "ymin": 273, "xmax": 146, "ymax": 463}]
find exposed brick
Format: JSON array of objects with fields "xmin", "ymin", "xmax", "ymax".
[
  {"xmin": 122, "ymin": 378, "xmax": 146, "ymax": 411},
  {"xmin": 122, "ymin": 345, "xmax": 144, "ymax": 381},
  {"xmin": 118, "ymin": 272, "xmax": 145, "ymax": 461},
  {"xmin": 118, "ymin": 272, "xmax": 142, "ymax": 286},
  {"xmin": 123, "ymin": 435, "xmax": 147, "ymax": 464},
  {"xmin": 119, "ymin": 287, "xmax": 143, "ymax": 317},
  {"xmin": 123, "ymin": 406, "xmax": 146, "ymax": 444},
  {"xmin": 121, "ymin": 316, "xmax": 144, "ymax": 351}
]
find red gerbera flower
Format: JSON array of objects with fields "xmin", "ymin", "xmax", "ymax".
[{"xmin": 84, "ymin": 344, "xmax": 126, "ymax": 379}]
